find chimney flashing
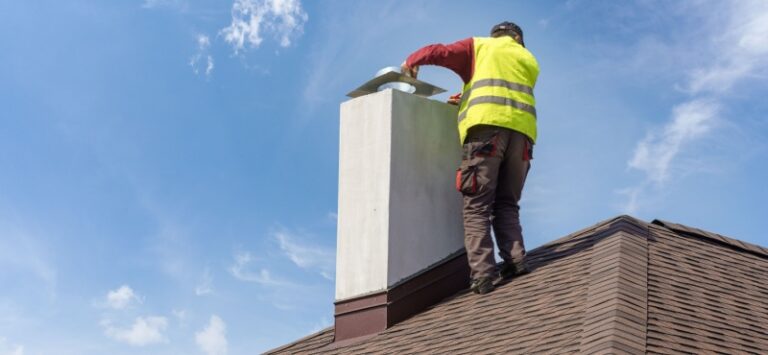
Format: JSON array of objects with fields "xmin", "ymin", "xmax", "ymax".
[{"xmin": 333, "ymin": 250, "xmax": 469, "ymax": 342}]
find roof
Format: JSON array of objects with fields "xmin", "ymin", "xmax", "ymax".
[{"xmin": 266, "ymin": 215, "xmax": 768, "ymax": 354}]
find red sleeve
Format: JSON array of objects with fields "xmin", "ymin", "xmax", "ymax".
[{"xmin": 406, "ymin": 38, "xmax": 474, "ymax": 84}]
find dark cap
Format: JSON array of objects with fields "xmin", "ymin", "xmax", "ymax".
[{"xmin": 491, "ymin": 21, "xmax": 524, "ymax": 46}]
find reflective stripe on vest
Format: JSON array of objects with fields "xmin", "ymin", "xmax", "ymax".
[
  {"xmin": 457, "ymin": 78, "xmax": 536, "ymax": 121},
  {"xmin": 458, "ymin": 96, "xmax": 537, "ymax": 122},
  {"xmin": 457, "ymin": 37, "xmax": 539, "ymax": 144},
  {"xmin": 463, "ymin": 78, "xmax": 534, "ymax": 97}
]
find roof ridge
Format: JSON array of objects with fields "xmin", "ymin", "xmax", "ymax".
[
  {"xmin": 651, "ymin": 219, "xmax": 768, "ymax": 259},
  {"xmin": 535, "ymin": 215, "xmax": 650, "ymax": 251},
  {"xmin": 578, "ymin": 218, "xmax": 649, "ymax": 354}
]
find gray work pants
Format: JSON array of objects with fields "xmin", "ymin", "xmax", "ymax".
[{"xmin": 456, "ymin": 125, "xmax": 531, "ymax": 280}]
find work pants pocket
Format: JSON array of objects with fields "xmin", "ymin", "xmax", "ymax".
[
  {"xmin": 456, "ymin": 165, "xmax": 478, "ymax": 194},
  {"xmin": 457, "ymin": 132, "xmax": 498, "ymax": 195},
  {"xmin": 523, "ymin": 138, "xmax": 534, "ymax": 161}
]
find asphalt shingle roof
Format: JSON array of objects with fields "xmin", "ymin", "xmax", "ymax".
[{"xmin": 267, "ymin": 215, "xmax": 768, "ymax": 354}]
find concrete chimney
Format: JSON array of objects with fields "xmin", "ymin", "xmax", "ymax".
[{"xmin": 334, "ymin": 89, "xmax": 469, "ymax": 342}]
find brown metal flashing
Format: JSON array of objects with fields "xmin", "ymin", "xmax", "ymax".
[
  {"xmin": 332, "ymin": 251, "xmax": 470, "ymax": 343},
  {"xmin": 387, "ymin": 249, "xmax": 467, "ymax": 302},
  {"xmin": 387, "ymin": 252, "xmax": 469, "ymax": 326},
  {"xmin": 333, "ymin": 292, "xmax": 387, "ymax": 316},
  {"xmin": 332, "ymin": 304, "xmax": 387, "ymax": 342}
]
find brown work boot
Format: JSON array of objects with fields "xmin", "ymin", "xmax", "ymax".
[
  {"xmin": 498, "ymin": 260, "xmax": 530, "ymax": 280},
  {"xmin": 470, "ymin": 277, "xmax": 495, "ymax": 294}
]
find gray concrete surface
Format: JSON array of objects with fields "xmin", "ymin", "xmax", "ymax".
[{"xmin": 336, "ymin": 89, "xmax": 463, "ymax": 301}]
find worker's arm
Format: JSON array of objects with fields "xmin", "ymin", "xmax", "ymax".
[{"xmin": 402, "ymin": 38, "xmax": 474, "ymax": 84}]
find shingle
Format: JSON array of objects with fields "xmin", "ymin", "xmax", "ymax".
[
  {"xmin": 267, "ymin": 216, "xmax": 768, "ymax": 354},
  {"xmin": 646, "ymin": 223, "xmax": 768, "ymax": 355}
]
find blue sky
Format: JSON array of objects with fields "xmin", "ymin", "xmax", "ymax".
[{"xmin": 1, "ymin": 0, "xmax": 767, "ymax": 354}]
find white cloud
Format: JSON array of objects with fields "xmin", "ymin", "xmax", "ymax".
[
  {"xmin": 197, "ymin": 35, "xmax": 210, "ymax": 49},
  {"xmin": 0, "ymin": 337, "xmax": 23, "ymax": 355},
  {"xmin": 102, "ymin": 316, "xmax": 168, "ymax": 346},
  {"xmin": 105, "ymin": 285, "xmax": 142, "ymax": 310},
  {"xmin": 190, "ymin": 34, "xmax": 214, "ymax": 78},
  {"xmin": 628, "ymin": 99, "xmax": 719, "ymax": 184},
  {"xmin": 195, "ymin": 267, "xmax": 213, "ymax": 296},
  {"xmin": 615, "ymin": 186, "xmax": 643, "ymax": 215},
  {"xmin": 687, "ymin": 1, "xmax": 768, "ymax": 94},
  {"xmin": 204, "ymin": 56, "xmax": 214, "ymax": 76},
  {"xmin": 228, "ymin": 252, "xmax": 290, "ymax": 285},
  {"xmin": 195, "ymin": 315, "xmax": 228, "ymax": 355},
  {"xmin": 622, "ymin": 0, "xmax": 768, "ymax": 212},
  {"xmin": 274, "ymin": 231, "xmax": 335, "ymax": 280},
  {"xmin": 172, "ymin": 309, "xmax": 187, "ymax": 322},
  {"xmin": 220, "ymin": 0, "xmax": 308, "ymax": 53}
]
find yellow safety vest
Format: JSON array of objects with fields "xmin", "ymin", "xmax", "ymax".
[{"xmin": 457, "ymin": 36, "xmax": 539, "ymax": 144}]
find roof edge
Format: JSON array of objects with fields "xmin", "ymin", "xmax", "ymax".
[
  {"xmin": 652, "ymin": 219, "xmax": 768, "ymax": 259},
  {"xmin": 263, "ymin": 327, "xmax": 334, "ymax": 354},
  {"xmin": 537, "ymin": 214, "xmax": 650, "ymax": 250}
]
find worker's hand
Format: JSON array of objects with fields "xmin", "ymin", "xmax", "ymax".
[
  {"xmin": 401, "ymin": 61, "xmax": 419, "ymax": 79},
  {"xmin": 447, "ymin": 93, "xmax": 462, "ymax": 105}
]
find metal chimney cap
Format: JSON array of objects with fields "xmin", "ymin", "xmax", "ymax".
[
  {"xmin": 346, "ymin": 66, "xmax": 446, "ymax": 98},
  {"xmin": 375, "ymin": 66, "xmax": 402, "ymax": 77}
]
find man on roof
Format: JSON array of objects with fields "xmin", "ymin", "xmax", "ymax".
[{"xmin": 402, "ymin": 21, "xmax": 540, "ymax": 295}]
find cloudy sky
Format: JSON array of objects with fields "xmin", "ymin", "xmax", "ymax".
[{"xmin": 1, "ymin": 0, "xmax": 767, "ymax": 354}]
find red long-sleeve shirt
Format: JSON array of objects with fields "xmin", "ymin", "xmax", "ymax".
[{"xmin": 405, "ymin": 38, "xmax": 475, "ymax": 84}]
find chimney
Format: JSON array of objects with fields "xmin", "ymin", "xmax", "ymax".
[{"xmin": 334, "ymin": 78, "xmax": 470, "ymax": 343}]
